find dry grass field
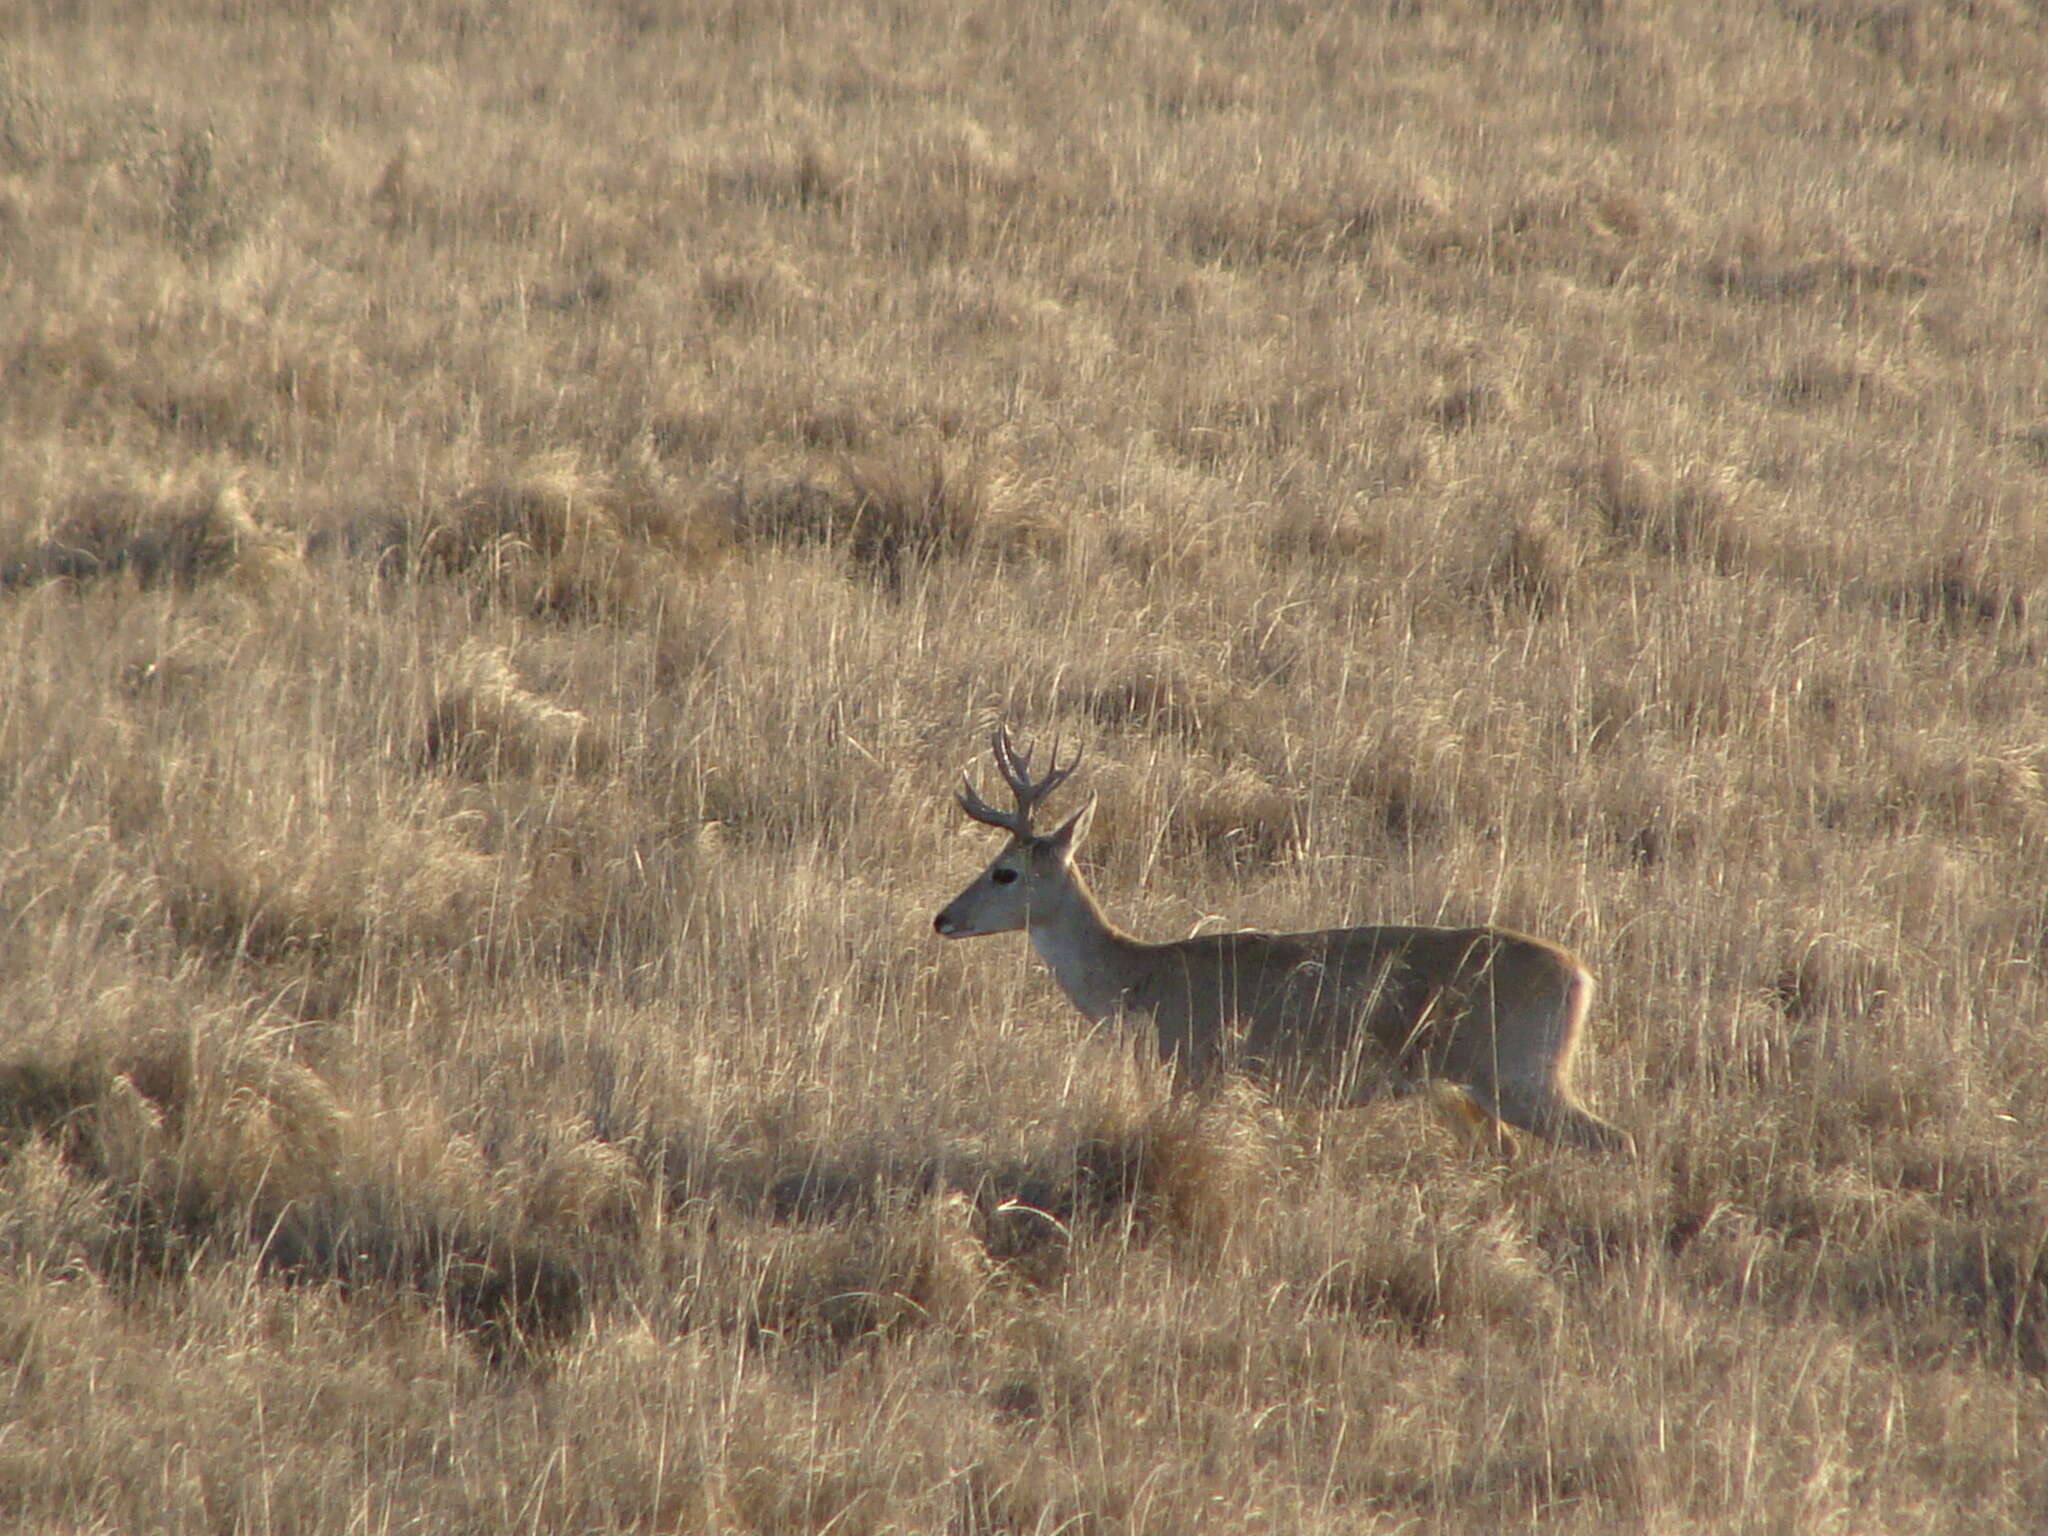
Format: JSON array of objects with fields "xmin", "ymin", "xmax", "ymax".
[{"xmin": 4, "ymin": 0, "xmax": 2048, "ymax": 1529}]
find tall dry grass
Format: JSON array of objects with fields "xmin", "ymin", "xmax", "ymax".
[{"xmin": 4, "ymin": 0, "xmax": 2048, "ymax": 1529}]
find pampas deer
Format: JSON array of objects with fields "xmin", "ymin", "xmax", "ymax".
[{"xmin": 934, "ymin": 730, "xmax": 1632, "ymax": 1155}]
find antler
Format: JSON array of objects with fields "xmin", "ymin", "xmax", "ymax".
[{"xmin": 956, "ymin": 726, "xmax": 1081, "ymax": 838}]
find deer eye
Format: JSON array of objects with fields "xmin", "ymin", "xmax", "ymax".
[{"xmin": 991, "ymin": 867, "xmax": 1019, "ymax": 885}]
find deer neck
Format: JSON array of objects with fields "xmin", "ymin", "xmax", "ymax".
[{"xmin": 1026, "ymin": 864, "xmax": 1144, "ymax": 1023}]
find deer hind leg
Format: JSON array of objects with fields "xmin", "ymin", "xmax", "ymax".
[
  {"xmin": 1436, "ymin": 1013, "xmax": 1632, "ymax": 1154},
  {"xmin": 1487, "ymin": 1077, "xmax": 1636, "ymax": 1156},
  {"xmin": 1468, "ymin": 968, "xmax": 1635, "ymax": 1157}
]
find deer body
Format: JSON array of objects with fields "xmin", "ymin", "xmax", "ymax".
[{"xmin": 935, "ymin": 731, "xmax": 1631, "ymax": 1156}]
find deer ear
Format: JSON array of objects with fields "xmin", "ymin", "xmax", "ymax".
[{"xmin": 1045, "ymin": 796, "xmax": 1096, "ymax": 854}]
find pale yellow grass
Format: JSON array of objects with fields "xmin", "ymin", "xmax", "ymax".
[{"xmin": 3, "ymin": 0, "xmax": 2048, "ymax": 1530}]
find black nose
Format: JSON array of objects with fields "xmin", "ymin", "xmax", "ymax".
[{"xmin": 933, "ymin": 913, "xmax": 951, "ymax": 935}]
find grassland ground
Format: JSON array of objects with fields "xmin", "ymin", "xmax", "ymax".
[{"xmin": 4, "ymin": 0, "xmax": 2048, "ymax": 1530}]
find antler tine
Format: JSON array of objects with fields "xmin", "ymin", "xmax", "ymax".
[
  {"xmin": 956, "ymin": 772, "xmax": 1027, "ymax": 836},
  {"xmin": 984, "ymin": 726, "xmax": 1081, "ymax": 831},
  {"xmin": 1031, "ymin": 735, "xmax": 1081, "ymax": 803},
  {"xmin": 989, "ymin": 727, "xmax": 1027, "ymax": 793}
]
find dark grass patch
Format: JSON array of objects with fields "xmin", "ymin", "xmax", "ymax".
[
  {"xmin": 256, "ymin": 1199, "xmax": 588, "ymax": 1362},
  {"xmin": 1, "ymin": 483, "xmax": 297, "ymax": 595},
  {"xmin": 0, "ymin": 1030, "xmax": 592, "ymax": 1359},
  {"xmin": 1885, "ymin": 547, "xmax": 2033, "ymax": 634},
  {"xmin": 722, "ymin": 447, "xmax": 1051, "ymax": 589},
  {"xmin": 1578, "ymin": 450, "xmax": 1756, "ymax": 574},
  {"xmin": 301, "ymin": 460, "xmax": 728, "ymax": 617},
  {"xmin": 1480, "ymin": 511, "xmax": 1585, "ymax": 617}
]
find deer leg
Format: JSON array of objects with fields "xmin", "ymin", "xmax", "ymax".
[
  {"xmin": 1488, "ymin": 1078, "xmax": 1635, "ymax": 1156},
  {"xmin": 1424, "ymin": 1081, "xmax": 1519, "ymax": 1159}
]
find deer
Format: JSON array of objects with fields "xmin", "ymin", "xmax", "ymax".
[{"xmin": 933, "ymin": 729, "xmax": 1633, "ymax": 1156}]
